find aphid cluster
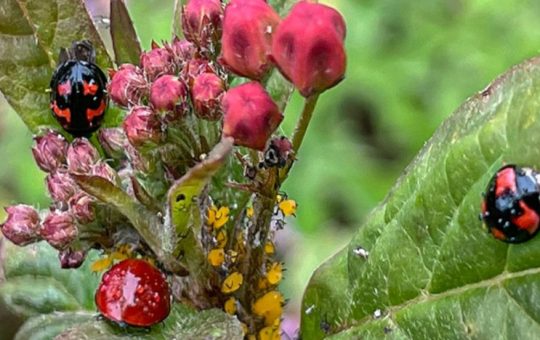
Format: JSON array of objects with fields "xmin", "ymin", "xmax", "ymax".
[{"xmin": 481, "ymin": 164, "xmax": 540, "ymax": 243}]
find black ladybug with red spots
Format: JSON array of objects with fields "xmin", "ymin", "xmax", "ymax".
[
  {"xmin": 481, "ymin": 164, "xmax": 540, "ymax": 243},
  {"xmin": 50, "ymin": 41, "xmax": 108, "ymax": 137}
]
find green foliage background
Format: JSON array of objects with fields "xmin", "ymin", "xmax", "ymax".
[{"xmin": 1, "ymin": 0, "xmax": 540, "ymax": 338}]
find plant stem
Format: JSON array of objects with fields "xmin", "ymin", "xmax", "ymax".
[
  {"xmin": 291, "ymin": 94, "xmax": 320, "ymax": 154},
  {"xmin": 279, "ymin": 94, "xmax": 320, "ymax": 183}
]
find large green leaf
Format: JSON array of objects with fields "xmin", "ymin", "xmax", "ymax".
[
  {"xmin": 301, "ymin": 56, "xmax": 540, "ymax": 338},
  {"xmin": 56, "ymin": 304, "xmax": 243, "ymax": 340},
  {"xmin": 0, "ymin": 0, "xmax": 112, "ymax": 133},
  {"xmin": 110, "ymin": 0, "xmax": 142, "ymax": 65},
  {"xmin": 0, "ymin": 241, "xmax": 99, "ymax": 317}
]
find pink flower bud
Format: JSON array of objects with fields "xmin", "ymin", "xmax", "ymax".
[
  {"xmin": 40, "ymin": 211, "xmax": 78, "ymax": 249},
  {"xmin": 150, "ymin": 75, "xmax": 188, "ymax": 112},
  {"xmin": 67, "ymin": 138, "xmax": 100, "ymax": 174},
  {"xmin": 98, "ymin": 128, "xmax": 127, "ymax": 158},
  {"xmin": 140, "ymin": 42, "xmax": 174, "ymax": 80},
  {"xmin": 222, "ymin": 81, "xmax": 283, "ymax": 150},
  {"xmin": 68, "ymin": 193, "xmax": 96, "ymax": 224},
  {"xmin": 182, "ymin": 58, "xmax": 215, "ymax": 86},
  {"xmin": 191, "ymin": 72, "xmax": 224, "ymax": 120},
  {"xmin": 123, "ymin": 106, "xmax": 163, "ymax": 148},
  {"xmin": 167, "ymin": 37, "xmax": 196, "ymax": 65},
  {"xmin": 92, "ymin": 161, "xmax": 119, "ymax": 184},
  {"xmin": 219, "ymin": 0, "xmax": 280, "ymax": 79},
  {"xmin": 58, "ymin": 247, "xmax": 87, "ymax": 269},
  {"xmin": 271, "ymin": 1, "xmax": 346, "ymax": 97},
  {"xmin": 125, "ymin": 145, "xmax": 153, "ymax": 174},
  {"xmin": 0, "ymin": 205, "xmax": 41, "ymax": 246},
  {"xmin": 107, "ymin": 64, "xmax": 147, "ymax": 107},
  {"xmin": 46, "ymin": 171, "xmax": 77, "ymax": 202},
  {"xmin": 182, "ymin": 0, "xmax": 223, "ymax": 50},
  {"xmin": 31, "ymin": 131, "xmax": 68, "ymax": 172}
]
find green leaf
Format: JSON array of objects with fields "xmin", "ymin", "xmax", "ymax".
[
  {"xmin": 301, "ymin": 57, "xmax": 540, "ymax": 338},
  {"xmin": 268, "ymin": 0, "xmax": 296, "ymax": 16},
  {"xmin": 72, "ymin": 175, "xmax": 187, "ymax": 276},
  {"xmin": 15, "ymin": 312, "xmax": 95, "ymax": 340},
  {"xmin": 171, "ymin": 0, "xmax": 185, "ymax": 38},
  {"xmin": 265, "ymin": 68, "xmax": 294, "ymax": 112},
  {"xmin": 0, "ymin": 241, "xmax": 99, "ymax": 317},
  {"xmin": 72, "ymin": 175, "xmax": 166, "ymax": 256},
  {"xmin": 56, "ymin": 304, "xmax": 244, "ymax": 340},
  {"xmin": 110, "ymin": 0, "xmax": 142, "ymax": 65},
  {"xmin": 0, "ymin": 0, "xmax": 113, "ymax": 133}
]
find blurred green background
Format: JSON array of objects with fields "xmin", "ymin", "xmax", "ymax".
[{"xmin": 1, "ymin": 0, "xmax": 540, "ymax": 337}]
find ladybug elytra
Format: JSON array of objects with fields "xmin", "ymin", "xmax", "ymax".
[
  {"xmin": 50, "ymin": 41, "xmax": 108, "ymax": 137},
  {"xmin": 95, "ymin": 259, "xmax": 171, "ymax": 327},
  {"xmin": 481, "ymin": 164, "xmax": 540, "ymax": 243}
]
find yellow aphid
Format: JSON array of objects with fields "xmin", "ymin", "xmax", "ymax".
[
  {"xmin": 227, "ymin": 249, "xmax": 239, "ymax": 263},
  {"xmin": 91, "ymin": 257, "xmax": 112, "ymax": 273},
  {"xmin": 258, "ymin": 277, "xmax": 270, "ymax": 290},
  {"xmin": 266, "ymin": 262, "xmax": 283, "ymax": 285},
  {"xmin": 259, "ymin": 324, "xmax": 281, "ymax": 340},
  {"xmin": 224, "ymin": 297, "xmax": 237, "ymax": 315},
  {"xmin": 278, "ymin": 199, "xmax": 297, "ymax": 217},
  {"xmin": 276, "ymin": 194, "xmax": 283, "ymax": 203},
  {"xmin": 208, "ymin": 248, "xmax": 225, "ymax": 266},
  {"xmin": 216, "ymin": 230, "xmax": 228, "ymax": 248},
  {"xmin": 207, "ymin": 205, "xmax": 230, "ymax": 229},
  {"xmin": 252, "ymin": 291, "xmax": 284, "ymax": 326},
  {"xmin": 264, "ymin": 241, "xmax": 275, "ymax": 255},
  {"xmin": 109, "ymin": 251, "xmax": 129, "ymax": 261},
  {"xmin": 222, "ymin": 272, "xmax": 243, "ymax": 293},
  {"xmin": 246, "ymin": 207, "xmax": 254, "ymax": 218},
  {"xmin": 240, "ymin": 322, "xmax": 249, "ymax": 335}
]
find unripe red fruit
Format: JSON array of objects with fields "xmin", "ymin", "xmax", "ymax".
[
  {"xmin": 191, "ymin": 72, "xmax": 224, "ymax": 120},
  {"xmin": 67, "ymin": 138, "xmax": 100, "ymax": 174},
  {"xmin": 40, "ymin": 211, "xmax": 78, "ymax": 250},
  {"xmin": 219, "ymin": 0, "xmax": 280, "ymax": 79},
  {"xmin": 123, "ymin": 106, "xmax": 163, "ymax": 148},
  {"xmin": 108, "ymin": 64, "xmax": 147, "ymax": 107},
  {"xmin": 150, "ymin": 75, "xmax": 188, "ymax": 112},
  {"xmin": 140, "ymin": 43, "xmax": 175, "ymax": 80},
  {"xmin": 0, "ymin": 205, "xmax": 41, "ymax": 246},
  {"xmin": 271, "ymin": 1, "xmax": 346, "ymax": 97},
  {"xmin": 182, "ymin": 0, "xmax": 223, "ymax": 50},
  {"xmin": 222, "ymin": 81, "xmax": 283, "ymax": 150},
  {"xmin": 32, "ymin": 131, "xmax": 68, "ymax": 172},
  {"xmin": 95, "ymin": 259, "xmax": 171, "ymax": 327}
]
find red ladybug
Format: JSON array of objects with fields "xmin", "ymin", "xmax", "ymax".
[
  {"xmin": 95, "ymin": 259, "xmax": 171, "ymax": 327},
  {"xmin": 50, "ymin": 41, "xmax": 108, "ymax": 137},
  {"xmin": 480, "ymin": 164, "xmax": 540, "ymax": 243}
]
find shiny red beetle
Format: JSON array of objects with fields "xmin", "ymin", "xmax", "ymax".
[
  {"xmin": 480, "ymin": 164, "xmax": 540, "ymax": 243},
  {"xmin": 50, "ymin": 41, "xmax": 108, "ymax": 137},
  {"xmin": 95, "ymin": 259, "xmax": 171, "ymax": 327}
]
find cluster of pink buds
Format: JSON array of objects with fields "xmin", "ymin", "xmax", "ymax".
[{"xmin": 1, "ymin": 0, "xmax": 346, "ymax": 335}]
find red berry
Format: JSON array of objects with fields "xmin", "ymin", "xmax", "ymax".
[
  {"xmin": 271, "ymin": 1, "xmax": 346, "ymax": 97},
  {"xmin": 95, "ymin": 259, "xmax": 171, "ymax": 327},
  {"xmin": 219, "ymin": 0, "xmax": 280, "ymax": 79}
]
